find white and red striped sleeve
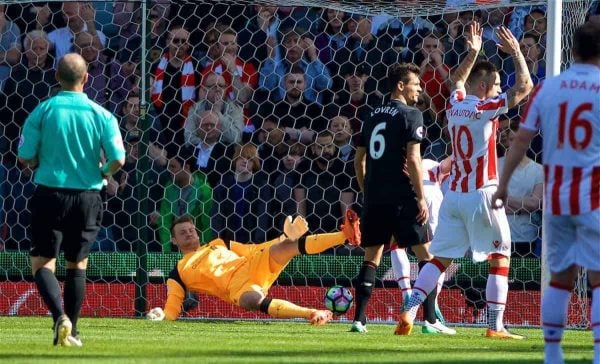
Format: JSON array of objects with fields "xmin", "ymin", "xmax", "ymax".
[
  {"xmin": 477, "ymin": 93, "xmax": 509, "ymax": 119},
  {"xmin": 449, "ymin": 88, "xmax": 466, "ymax": 106},
  {"xmin": 520, "ymin": 83, "xmax": 543, "ymax": 132}
]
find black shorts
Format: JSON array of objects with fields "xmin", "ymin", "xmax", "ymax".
[
  {"xmin": 30, "ymin": 186, "xmax": 103, "ymax": 262},
  {"xmin": 361, "ymin": 202, "xmax": 432, "ymax": 248}
]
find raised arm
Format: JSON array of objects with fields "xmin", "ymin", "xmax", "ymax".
[
  {"xmin": 147, "ymin": 278, "xmax": 185, "ymax": 321},
  {"xmin": 450, "ymin": 21, "xmax": 482, "ymax": 91},
  {"xmin": 496, "ymin": 26, "xmax": 533, "ymax": 108}
]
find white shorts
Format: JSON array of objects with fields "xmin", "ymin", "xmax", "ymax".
[
  {"xmin": 430, "ymin": 185, "xmax": 511, "ymax": 262},
  {"xmin": 424, "ymin": 183, "xmax": 443, "ymax": 235},
  {"xmin": 543, "ymin": 209, "xmax": 600, "ymax": 273}
]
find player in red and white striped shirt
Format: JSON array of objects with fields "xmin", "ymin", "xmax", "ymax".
[
  {"xmin": 396, "ymin": 21, "xmax": 533, "ymax": 339},
  {"xmin": 494, "ymin": 21, "xmax": 600, "ymax": 363}
]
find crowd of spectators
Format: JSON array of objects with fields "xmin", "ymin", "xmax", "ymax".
[{"xmin": 1, "ymin": 1, "xmax": 597, "ymax": 256}]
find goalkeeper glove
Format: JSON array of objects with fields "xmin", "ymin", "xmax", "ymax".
[{"xmin": 146, "ymin": 307, "xmax": 165, "ymax": 321}]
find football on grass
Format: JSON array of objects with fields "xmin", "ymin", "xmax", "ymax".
[{"xmin": 324, "ymin": 285, "xmax": 353, "ymax": 314}]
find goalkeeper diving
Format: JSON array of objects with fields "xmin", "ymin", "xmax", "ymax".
[{"xmin": 147, "ymin": 210, "xmax": 361, "ymax": 325}]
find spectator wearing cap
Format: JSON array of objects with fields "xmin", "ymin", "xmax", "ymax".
[
  {"xmin": 313, "ymin": 8, "xmax": 350, "ymax": 75},
  {"xmin": 333, "ymin": 14, "xmax": 396, "ymax": 95},
  {"xmin": 259, "ymin": 28, "xmax": 332, "ymax": 105},
  {"xmin": 258, "ymin": 65, "xmax": 324, "ymax": 144}
]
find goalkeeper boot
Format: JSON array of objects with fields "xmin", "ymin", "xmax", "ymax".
[
  {"xmin": 309, "ymin": 310, "xmax": 333, "ymax": 326},
  {"xmin": 341, "ymin": 209, "xmax": 361, "ymax": 246},
  {"xmin": 394, "ymin": 311, "xmax": 414, "ymax": 336},
  {"xmin": 484, "ymin": 328, "xmax": 527, "ymax": 340},
  {"xmin": 422, "ymin": 320, "xmax": 457, "ymax": 335},
  {"xmin": 53, "ymin": 314, "xmax": 72, "ymax": 347},
  {"xmin": 349, "ymin": 321, "xmax": 368, "ymax": 333}
]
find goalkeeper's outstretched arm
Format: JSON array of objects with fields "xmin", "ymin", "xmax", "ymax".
[
  {"xmin": 147, "ymin": 275, "xmax": 185, "ymax": 321},
  {"xmin": 162, "ymin": 278, "xmax": 185, "ymax": 320}
]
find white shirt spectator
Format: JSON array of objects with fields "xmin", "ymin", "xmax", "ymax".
[
  {"xmin": 48, "ymin": 25, "xmax": 106, "ymax": 66},
  {"xmin": 498, "ymin": 156, "xmax": 543, "ymax": 242}
]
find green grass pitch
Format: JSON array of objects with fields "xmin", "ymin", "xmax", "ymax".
[{"xmin": 0, "ymin": 317, "xmax": 594, "ymax": 363}]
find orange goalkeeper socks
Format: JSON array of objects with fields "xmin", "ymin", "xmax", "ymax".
[
  {"xmin": 299, "ymin": 232, "xmax": 346, "ymax": 255},
  {"xmin": 265, "ymin": 298, "xmax": 313, "ymax": 319}
]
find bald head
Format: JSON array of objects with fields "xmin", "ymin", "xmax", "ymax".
[{"xmin": 57, "ymin": 53, "xmax": 88, "ymax": 87}]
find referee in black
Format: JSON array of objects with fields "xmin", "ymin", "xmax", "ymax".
[
  {"xmin": 18, "ymin": 53, "xmax": 125, "ymax": 346},
  {"xmin": 351, "ymin": 63, "xmax": 434, "ymax": 333}
]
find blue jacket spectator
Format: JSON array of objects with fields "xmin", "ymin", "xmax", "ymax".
[{"xmin": 259, "ymin": 29, "xmax": 332, "ymax": 104}]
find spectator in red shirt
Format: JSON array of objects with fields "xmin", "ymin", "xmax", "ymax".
[
  {"xmin": 201, "ymin": 27, "xmax": 257, "ymax": 133},
  {"xmin": 417, "ymin": 31, "xmax": 450, "ymax": 115},
  {"xmin": 202, "ymin": 27, "xmax": 257, "ymax": 103}
]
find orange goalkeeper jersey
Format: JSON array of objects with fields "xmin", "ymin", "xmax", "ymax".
[{"xmin": 163, "ymin": 239, "xmax": 247, "ymax": 320}]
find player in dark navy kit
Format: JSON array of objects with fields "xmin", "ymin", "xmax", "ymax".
[{"xmin": 351, "ymin": 63, "xmax": 453, "ymax": 334}]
